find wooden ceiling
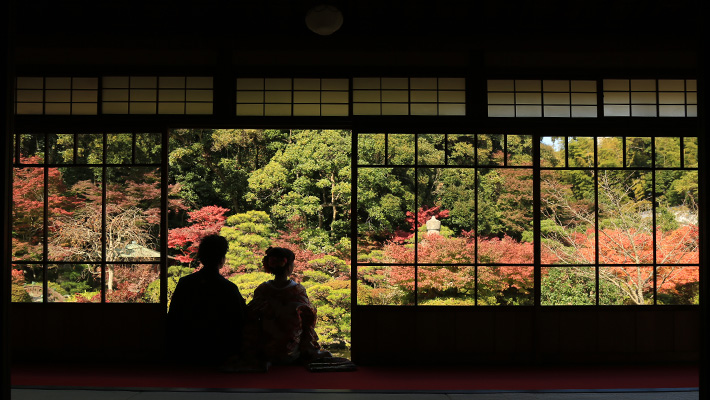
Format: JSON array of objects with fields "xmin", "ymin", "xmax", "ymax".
[
  {"xmin": 10, "ymin": 0, "xmax": 702, "ymax": 69},
  {"xmin": 13, "ymin": 0, "xmax": 701, "ymax": 45}
]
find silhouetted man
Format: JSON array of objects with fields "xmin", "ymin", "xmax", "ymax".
[{"xmin": 167, "ymin": 234, "xmax": 247, "ymax": 366}]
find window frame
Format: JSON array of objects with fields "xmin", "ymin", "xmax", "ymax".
[
  {"xmin": 8, "ymin": 73, "xmax": 701, "ymax": 311},
  {"xmin": 10, "ymin": 128, "xmax": 169, "ymax": 305}
]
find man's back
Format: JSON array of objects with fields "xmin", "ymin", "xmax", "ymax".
[{"xmin": 167, "ymin": 268, "xmax": 247, "ymax": 364}]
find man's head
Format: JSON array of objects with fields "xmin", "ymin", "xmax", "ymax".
[{"xmin": 197, "ymin": 234, "xmax": 229, "ymax": 269}]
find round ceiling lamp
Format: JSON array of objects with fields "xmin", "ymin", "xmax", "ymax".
[{"xmin": 305, "ymin": 4, "xmax": 343, "ymax": 36}]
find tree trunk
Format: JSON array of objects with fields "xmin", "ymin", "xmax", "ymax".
[
  {"xmin": 107, "ymin": 266, "xmax": 114, "ymax": 292},
  {"xmin": 330, "ymin": 173, "xmax": 337, "ymax": 232}
]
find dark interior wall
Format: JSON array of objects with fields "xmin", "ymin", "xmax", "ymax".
[
  {"xmin": 10, "ymin": 304, "xmax": 698, "ymax": 364},
  {"xmin": 11, "ymin": 304, "xmax": 166, "ymax": 362},
  {"xmin": 352, "ymin": 307, "xmax": 699, "ymax": 365}
]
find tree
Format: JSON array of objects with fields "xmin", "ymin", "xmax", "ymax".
[
  {"xmin": 168, "ymin": 205, "xmax": 230, "ymax": 265},
  {"xmin": 247, "ymin": 129, "xmax": 351, "ymax": 239},
  {"xmin": 12, "ymin": 156, "xmax": 79, "ymax": 261},
  {"xmin": 541, "ymin": 169, "xmax": 699, "ymax": 305},
  {"xmin": 356, "ymin": 167, "xmax": 415, "ymax": 246},
  {"xmin": 375, "ymin": 228, "xmax": 536, "ymax": 305},
  {"xmin": 169, "ymin": 129, "xmax": 288, "ymax": 211},
  {"xmin": 393, "ymin": 205, "xmax": 450, "ymax": 243},
  {"xmin": 48, "ymin": 169, "xmax": 170, "ymax": 298},
  {"xmin": 220, "ymin": 210, "xmax": 273, "ymax": 274},
  {"xmin": 476, "ymin": 163, "xmax": 534, "ymax": 240}
]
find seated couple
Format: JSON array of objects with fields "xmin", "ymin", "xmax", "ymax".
[{"xmin": 167, "ymin": 234, "xmax": 335, "ymax": 371}]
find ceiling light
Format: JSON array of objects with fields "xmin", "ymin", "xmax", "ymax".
[{"xmin": 305, "ymin": 4, "xmax": 343, "ymax": 36}]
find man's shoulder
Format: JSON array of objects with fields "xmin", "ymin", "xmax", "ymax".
[{"xmin": 176, "ymin": 272, "xmax": 200, "ymax": 285}]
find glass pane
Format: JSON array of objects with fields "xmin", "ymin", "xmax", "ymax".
[
  {"xmin": 417, "ymin": 134, "xmax": 445, "ymax": 165},
  {"xmin": 657, "ymin": 266, "xmax": 699, "ymax": 305},
  {"xmin": 436, "ymin": 168, "xmax": 476, "ymax": 244},
  {"xmin": 540, "ymin": 136, "xmax": 565, "ymax": 168},
  {"xmin": 76, "ymin": 134, "xmax": 103, "ymax": 164},
  {"xmin": 418, "ymin": 266, "xmax": 475, "ymax": 306},
  {"xmin": 684, "ymin": 137, "xmax": 698, "ymax": 168},
  {"xmin": 507, "ymin": 135, "xmax": 532, "ymax": 166},
  {"xmin": 410, "ymin": 103, "xmax": 437, "ymax": 116},
  {"xmin": 107, "ymin": 133, "xmax": 133, "ymax": 164},
  {"xmin": 106, "ymin": 167, "xmax": 161, "ymax": 262},
  {"xmin": 356, "ymin": 168, "xmax": 414, "ymax": 262},
  {"xmin": 417, "ymin": 167, "xmax": 477, "ymax": 264},
  {"xmin": 47, "ymin": 133, "xmax": 74, "ymax": 164},
  {"xmin": 47, "ymin": 167, "xmax": 102, "ymax": 262},
  {"xmin": 655, "ymin": 137, "xmax": 681, "ymax": 168},
  {"xmin": 11, "ymin": 264, "xmax": 37, "ymax": 303},
  {"xmin": 48, "ymin": 264, "xmax": 101, "ymax": 302},
  {"xmin": 128, "ymin": 102, "xmax": 155, "ymax": 115},
  {"xmin": 567, "ymin": 137, "xmax": 594, "ymax": 168},
  {"xmin": 135, "ymin": 133, "xmax": 161, "ymax": 164},
  {"xmin": 357, "ymin": 133, "xmax": 386, "ymax": 165},
  {"xmin": 477, "ymin": 168, "xmax": 533, "ymax": 261},
  {"xmin": 655, "ymin": 170, "xmax": 698, "ymax": 264},
  {"xmin": 625, "ymin": 137, "xmax": 652, "ymax": 167},
  {"xmin": 598, "ymin": 171, "xmax": 653, "ymax": 264},
  {"xmin": 477, "ymin": 134, "xmax": 504, "ymax": 166},
  {"xmin": 447, "ymin": 134, "xmax": 475, "ymax": 166},
  {"xmin": 597, "ymin": 137, "xmax": 623, "ymax": 168},
  {"xmin": 604, "ymin": 105, "xmax": 630, "ymax": 117},
  {"xmin": 541, "ymin": 267, "xmax": 596, "ymax": 305},
  {"xmin": 382, "ymin": 103, "xmax": 409, "ymax": 115},
  {"xmin": 540, "ymin": 170, "xmax": 596, "ymax": 264},
  {"xmin": 19, "ymin": 133, "xmax": 45, "ymax": 162},
  {"xmin": 105, "ymin": 264, "xmax": 160, "ymax": 303},
  {"xmin": 12, "ymin": 167, "xmax": 45, "ymax": 261},
  {"xmin": 357, "ymin": 266, "xmax": 414, "ymax": 305},
  {"xmin": 387, "ymin": 134, "xmax": 414, "ymax": 165},
  {"xmin": 599, "ymin": 266, "xmax": 653, "ymax": 305},
  {"xmin": 478, "ymin": 266, "xmax": 534, "ymax": 306}
]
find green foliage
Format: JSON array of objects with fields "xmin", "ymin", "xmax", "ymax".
[
  {"xmin": 169, "ymin": 129, "xmax": 287, "ymax": 211},
  {"xmin": 49, "ymin": 264, "xmax": 97, "ymax": 296},
  {"xmin": 656, "ymin": 207, "xmax": 680, "ymax": 231},
  {"xmin": 246, "ymin": 130, "xmax": 351, "ymax": 237},
  {"xmin": 306, "ymin": 255, "xmax": 350, "ymax": 278},
  {"xmin": 476, "ymin": 168, "xmax": 533, "ymax": 239},
  {"xmin": 437, "ymin": 168, "xmax": 476, "ymax": 232},
  {"xmin": 657, "ymin": 281, "xmax": 699, "ymax": 305},
  {"xmin": 420, "ymin": 297, "xmax": 475, "ymax": 306},
  {"xmin": 146, "ymin": 265, "xmax": 193, "ymax": 306},
  {"xmin": 221, "ymin": 211, "xmax": 273, "ymax": 273},
  {"xmin": 229, "ymin": 272, "xmax": 272, "ymax": 303},
  {"xmin": 357, "ymin": 168, "xmax": 415, "ymax": 235},
  {"xmin": 541, "ymin": 268, "xmax": 597, "ymax": 305},
  {"xmin": 304, "ymin": 279, "xmax": 351, "ymax": 349},
  {"xmin": 12, "ymin": 285, "xmax": 32, "ymax": 302},
  {"xmin": 303, "ymin": 270, "xmax": 331, "ymax": 283},
  {"xmin": 71, "ymin": 291, "xmax": 100, "ymax": 302}
]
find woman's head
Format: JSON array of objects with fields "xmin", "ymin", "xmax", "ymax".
[
  {"xmin": 197, "ymin": 234, "xmax": 229, "ymax": 269},
  {"xmin": 262, "ymin": 247, "xmax": 296, "ymax": 276}
]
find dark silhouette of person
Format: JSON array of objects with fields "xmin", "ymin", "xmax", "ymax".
[
  {"xmin": 167, "ymin": 234, "xmax": 247, "ymax": 366},
  {"xmin": 242, "ymin": 247, "xmax": 331, "ymax": 367}
]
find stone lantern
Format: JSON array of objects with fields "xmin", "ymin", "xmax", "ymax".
[{"xmin": 426, "ymin": 216, "xmax": 441, "ymax": 235}]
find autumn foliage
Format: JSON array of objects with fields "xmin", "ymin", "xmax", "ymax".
[{"xmin": 167, "ymin": 206, "xmax": 230, "ymax": 264}]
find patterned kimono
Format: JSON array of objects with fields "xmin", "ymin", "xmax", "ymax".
[{"xmin": 247, "ymin": 280, "xmax": 324, "ymax": 364}]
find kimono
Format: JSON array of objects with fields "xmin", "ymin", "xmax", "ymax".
[{"xmin": 247, "ymin": 280, "xmax": 325, "ymax": 364}]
